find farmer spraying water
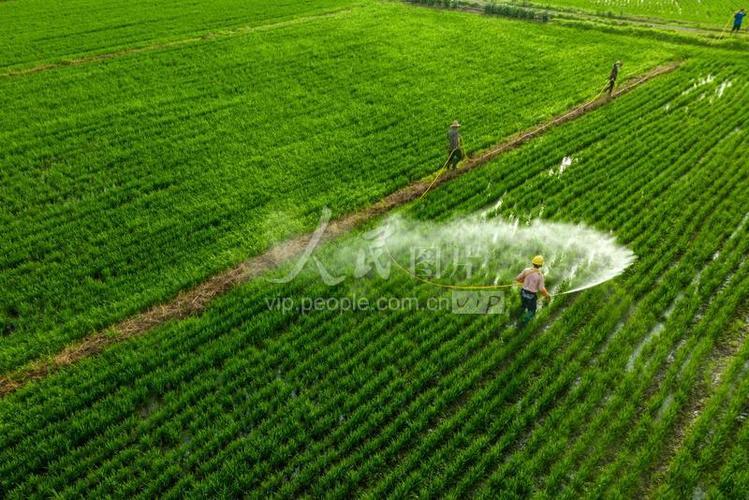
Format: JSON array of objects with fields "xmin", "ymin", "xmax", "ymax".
[
  {"xmin": 515, "ymin": 255, "xmax": 551, "ymax": 327},
  {"xmin": 446, "ymin": 120, "xmax": 465, "ymax": 169},
  {"xmin": 732, "ymin": 9, "xmax": 746, "ymax": 32}
]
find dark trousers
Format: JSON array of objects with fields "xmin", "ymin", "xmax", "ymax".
[
  {"xmin": 518, "ymin": 289, "xmax": 538, "ymax": 327},
  {"xmin": 447, "ymin": 149, "xmax": 464, "ymax": 169},
  {"xmin": 606, "ymin": 79, "xmax": 616, "ymax": 95},
  {"xmin": 732, "ymin": 23, "xmax": 742, "ymax": 32}
]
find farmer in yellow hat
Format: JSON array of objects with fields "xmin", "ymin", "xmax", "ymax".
[
  {"xmin": 515, "ymin": 255, "xmax": 551, "ymax": 327},
  {"xmin": 446, "ymin": 120, "xmax": 465, "ymax": 169}
]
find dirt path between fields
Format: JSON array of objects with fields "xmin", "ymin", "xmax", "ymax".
[
  {"xmin": 0, "ymin": 61, "xmax": 680, "ymax": 398},
  {"xmin": 0, "ymin": 8, "xmax": 355, "ymax": 79}
]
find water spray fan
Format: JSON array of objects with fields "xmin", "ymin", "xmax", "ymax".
[{"xmin": 374, "ymin": 215, "xmax": 636, "ymax": 296}]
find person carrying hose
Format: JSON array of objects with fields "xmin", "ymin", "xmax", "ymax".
[
  {"xmin": 605, "ymin": 61, "xmax": 622, "ymax": 96},
  {"xmin": 732, "ymin": 9, "xmax": 746, "ymax": 32},
  {"xmin": 446, "ymin": 120, "xmax": 465, "ymax": 169},
  {"xmin": 515, "ymin": 255, "xmax": 551, "ymax": 328}
]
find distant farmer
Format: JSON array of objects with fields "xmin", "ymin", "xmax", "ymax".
[
  {"xmin": 515, "ymin": 255, "xmax": 551, "ymax": 328},
  {"xmin": 446, "ymin": 120, "xmax": 465, "ymax": 169},
  {"xmin": 605, "ymin": 61, "xmax": 622, "ymax": 96},
  {"xmin": 732, "ymin": 9, "xmax": 746, "ymax": 32}
]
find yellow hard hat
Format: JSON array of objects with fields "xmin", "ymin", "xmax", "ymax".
[{"xmin": 532, "ymin": 255, "xmax": 545, "ymax": 266}]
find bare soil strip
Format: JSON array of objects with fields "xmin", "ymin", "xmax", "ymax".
[
  {"xmin": 0, "ymin": 9, "xmax": 355, "ymax": 79},
  {"xmin": 0, "ymin": 62, "xmax": 679, "ymax": 397}
]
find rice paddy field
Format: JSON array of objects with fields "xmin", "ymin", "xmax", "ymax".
[
  {"xmin": 533, "ymin": 0, "xmax": 743, "ymax": 27},
  {"xmin": 1, "ymin": 0, "xmax": 748, "ymax": 497}
]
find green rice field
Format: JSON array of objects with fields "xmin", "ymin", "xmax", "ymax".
[{"xmin": 1, "ymin": 0, "xmax": 747, "ymax": 497}]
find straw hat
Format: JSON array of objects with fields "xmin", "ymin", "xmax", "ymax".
[{"xmin": 450, "ymin": 120, "xmax": 461, "ymax": 128}]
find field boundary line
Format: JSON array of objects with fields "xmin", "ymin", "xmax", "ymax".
[
  {"xmin": 409, "ymin": 0, "xmax": 742, "ymax": 39},
  {"xmin": 0, "ymin": 61, "xmax": 680, "ymax": 398},
  {"xmin": 0, "ymin": 8, "xmax": 356, "ymax": 79}
]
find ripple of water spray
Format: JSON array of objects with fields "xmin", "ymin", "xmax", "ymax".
[{"xmin": 351, "ymin": 215, "xmax": 636, "ymax": 295}]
